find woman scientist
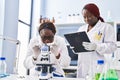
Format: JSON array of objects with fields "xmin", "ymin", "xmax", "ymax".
[
  {"xmin": 24, "ymin": 22, "xmax": 71, "ymax": 76},
  {"xmin": 77, "ymin": 3, "xmax": 117, "ymax": 78}
]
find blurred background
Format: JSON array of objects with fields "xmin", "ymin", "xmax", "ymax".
[{"xmin": 0, "ymin": 0, "xmax": 120, "ymax": 76}]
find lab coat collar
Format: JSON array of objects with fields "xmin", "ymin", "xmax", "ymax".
[
  {"xmin": 87, "ymin": 20, "xmax": 102, "ymax": 33},
  {"xmin": 94, "ymin": 20, "xmax": 102, "ymax": 28}
]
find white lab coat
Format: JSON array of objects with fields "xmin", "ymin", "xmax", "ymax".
[
  {"xmin": 77, "ymin": 20, "xmax": 117, "ymax": 78},
  {"xmin": 24, "ymin": 35, "xmax": 71, "ymax": 76}
]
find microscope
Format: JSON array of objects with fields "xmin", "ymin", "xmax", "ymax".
[{"xmin": 35, "ymin": 44, "xmax": 56, "ymax": 80}]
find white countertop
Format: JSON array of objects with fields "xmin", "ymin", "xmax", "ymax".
[
  {"xmin": 1, "ymin": 66, "xmax": 119, "ymax": 80},
  {"xmin": 0, "ymin": 74, "xmax": 84, "ymax": 80}
]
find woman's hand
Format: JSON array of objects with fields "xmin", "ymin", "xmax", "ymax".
[
  {"xmin": 33, "ymin": 46, "xmax": 40, "ymax": 55},
  {"xmin": 32, "ymin": 45, "xmax": 41, "ymax": 61},
  {"xmin": 32, "ymin": 45, "xmax": 41, "ymax": 58},
  {"xmin": 50, "ymin": 43, "xmax": 61, "ymax": 59},
  {"xmin": 82, "ymin": 42, "xmax": 97, "ymax": 51}
]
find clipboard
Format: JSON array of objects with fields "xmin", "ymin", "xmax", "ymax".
[{"xmin": 64, "ymin": 31, "xmax": 91, "ymax": 53}]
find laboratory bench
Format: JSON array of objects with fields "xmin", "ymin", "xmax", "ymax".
[
  {"xmin": 0, "ymin": 74, "xmax": 84, "ymax": 80},
  {"xmin": 1, "ymin": 66, "xmax": 120, "ymax": 80},
  {"xmin": 1, "ymin": 73, "xmax": 120, "ymax": 80},
  {"xmin": 0, "ymin": 71, "xmax": 120, "ymax": 80}
]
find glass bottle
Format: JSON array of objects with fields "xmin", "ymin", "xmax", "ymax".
[{"xmin": 0, "ymin": 57, "xmax": 7, "ymax": 76}]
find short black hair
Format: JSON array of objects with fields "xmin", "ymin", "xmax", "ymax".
[{"xmin": 38, "ymin": 22, "xmax": 56, "ymax": 34}]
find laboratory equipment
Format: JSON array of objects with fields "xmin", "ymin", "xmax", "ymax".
[
  {"xmin": 94, "ymin": 60, "xmax": 104, "ymax": 80},
  {"xmin": 0, "ymin": 57, "xmax": 7, "ymax": 78},
  {"xmin": 35, "ymin": 44, "xmax": 56, "ymax": 80},
  {"xmin": 99, "ymin": 69, "xmax": 119, "ymax": 80},
  {"xmin": 98, "ymin": 54, "xmax": 119, "ymax": 80}
]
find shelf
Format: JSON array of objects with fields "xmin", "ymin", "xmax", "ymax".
[
  {"xmin": 55, "ymin": 21, "xmax": 115, "ymax": 26},
  {"xmin": 55, "ymin": 23, "xmax": 85, "ymax": 27}
]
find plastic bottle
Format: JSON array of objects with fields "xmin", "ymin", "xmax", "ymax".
[
  {"xmin": 0, "ymin": 57, "xmax": 7, "ymax": 77},
  {"xmin": 94, "ymin": 60, "xmax": 104, "ymax": 80}
]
